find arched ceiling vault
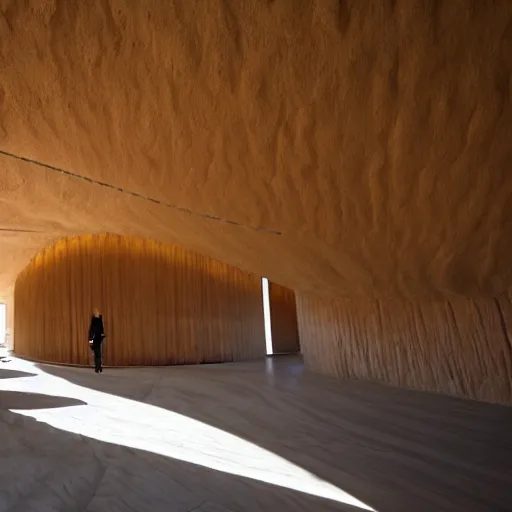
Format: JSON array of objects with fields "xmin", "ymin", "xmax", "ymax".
[{"xmin": 1, "ymin": 0, "xmax": 512, "ymax": 301}]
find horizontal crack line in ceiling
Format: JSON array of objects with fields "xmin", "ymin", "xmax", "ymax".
[
  {"xmin": 0, "ymin": 149, "xmax": 282, "ymax": 236},
  {"xmin": 0, "ymin": 228, "xmax": 45, "ymax": 233}
]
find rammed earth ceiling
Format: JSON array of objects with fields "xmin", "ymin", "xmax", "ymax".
[{"xmin": 1, "ymin": 0, "xmax": 512, "ymax": 300}]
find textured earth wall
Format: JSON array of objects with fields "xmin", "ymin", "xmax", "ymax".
[
  {"xmin": 1, "ymin": 1, "xmax": 512, "ymax": 399},
  {"xmin": 297, "ymin": 293, "xmax": 512, "ymax": 403},
  {"xmin": 1, "ymin": 1, "xmax": 512, "ymax": 300}
]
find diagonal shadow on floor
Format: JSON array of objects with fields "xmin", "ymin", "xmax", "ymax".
[
  {"xmin": 0, "ymin": 390, "xmax": 86, "ymax": 410},
  {"xmin": 0, "ymin": 368, "xmax": 37, "ymax": 380},
  {"xmin": 34, "ymin": 356, "xmax": 512, "ymax": 512},
  {"xmin": 0, "ymin": 396, "xmax": 367, "ymax": 512}
]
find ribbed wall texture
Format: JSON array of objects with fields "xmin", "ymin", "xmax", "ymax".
[
  {"xmin": 268, "ymin": 283, "xmax": 300, "ymax": 354},
  {"xmin": 296, "ymin": 293, "xmax": 512, "ymax": 404},
  {"xmin": 14, "ymin": 234, "xmax": 265, "ymax": 366}
]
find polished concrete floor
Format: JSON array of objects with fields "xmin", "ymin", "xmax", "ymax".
[{"xmin": 0, "ymin": 354, "xmax": 510, "ymax": 512}]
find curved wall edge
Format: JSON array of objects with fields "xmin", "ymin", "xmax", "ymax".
[{"xmin": 14, "ymin": 234, "xmax": 266, "ymax": 366}]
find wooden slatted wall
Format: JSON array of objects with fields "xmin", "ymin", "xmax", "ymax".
[{"xmin": 14, "ymin": 234, "xmax": 265, "ymax": 366}]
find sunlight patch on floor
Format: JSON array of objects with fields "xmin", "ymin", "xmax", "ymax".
[{"xmin": 0, "ymin": 358, "xmax": 375, "ymax": 511}]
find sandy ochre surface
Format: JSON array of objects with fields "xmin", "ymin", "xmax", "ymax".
[{"xmin": 1, "ymin": 1, "xmax": 512, "ymax": 301}]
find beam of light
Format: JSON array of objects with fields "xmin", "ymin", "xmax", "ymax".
[
  {"xmin": 0, "ymin": 359, "xmax": 375, "ymax": 511},
  {"xmin": 262, "ymin": 277, "xmax": 273, "ymax": 355}
]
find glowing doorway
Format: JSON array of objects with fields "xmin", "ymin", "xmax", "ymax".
[
  {"xmin": 0, "ymin": 303, "xmax": 5, "ymax": 346},
  {"xmin": 261, "ymin": 278, "xmax": 273, "ymax": 355}
]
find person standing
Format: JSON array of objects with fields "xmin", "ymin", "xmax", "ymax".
[{"xmin": 88, "ymin": 308, "xmax": 105, "ymax": 373}]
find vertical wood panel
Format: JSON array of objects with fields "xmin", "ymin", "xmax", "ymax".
[
  {"xmin": 296, "ymin": 293, "xmax": 512, "ymax": 404},
  {"xmin": 14, "ymin": 234, "xmax": 266, "ymax": 366},
  {"xmin": 268, "ymin": 282, "xmax": 300, "ymax": 354}
]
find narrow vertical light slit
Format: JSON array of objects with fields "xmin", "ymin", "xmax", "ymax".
[{"xmin": 262, "ymin": 278, "xmax": 273, "ymax": 355}]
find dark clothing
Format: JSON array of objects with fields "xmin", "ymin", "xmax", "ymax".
[
  {"xmin": 92, "ymin": 344, "xmax": 102, "ymax": 373},
  {"xmin": 88, "ymin": 315, "xmax": 104, "ymax": 372},
  {"xmin": 89, "ymin": 315, "xmax": 104, "ymax": 344}
]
